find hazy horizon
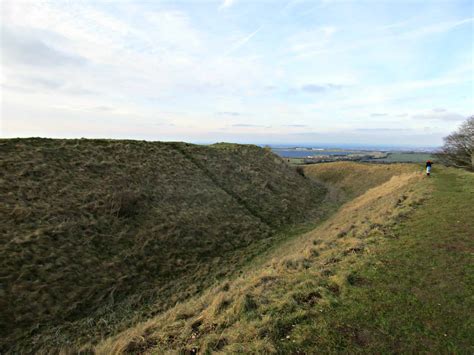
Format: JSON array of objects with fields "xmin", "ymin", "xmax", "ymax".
[{"xmin": 1, "ymin": 0, "xmax": 473, "ymax": 146}]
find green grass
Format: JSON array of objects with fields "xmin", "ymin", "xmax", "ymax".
[
  {"xmin": 376, "ymin": 152, "xmax": 434, "ymax": 163},
  {"xmin": 283, "ymin": 158, "xmax": 306, "ymax": 165},
  {"xmin": 294, "ymin": 167, "xmax": 474, "ymax": 352}
]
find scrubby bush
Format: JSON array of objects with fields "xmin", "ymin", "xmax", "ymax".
[{"xmin": 295, "ymin": 165, "xmax": 305, "ymax": 177}]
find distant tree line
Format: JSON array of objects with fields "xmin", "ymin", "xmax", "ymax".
[{"xmin": 435, "ymin": 116, "xmax": 473, "ymax": 172}]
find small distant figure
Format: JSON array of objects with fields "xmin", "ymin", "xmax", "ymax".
[{"xmin": 425, "ymin": 160, "xmax": 432, "ymax": 176}]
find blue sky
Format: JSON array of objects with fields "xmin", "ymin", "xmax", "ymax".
[{"xmin": 1, "ymin": 0, "xmax": 473, "ymax": 147}]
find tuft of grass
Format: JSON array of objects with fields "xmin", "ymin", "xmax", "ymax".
[{"xmin": 295, "ymin": 165, "xmax": 305, "ymax": 177}]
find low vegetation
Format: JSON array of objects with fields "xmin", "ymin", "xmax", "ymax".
[
  {"xmin": 310, "ymin": 167, "xmax": 474, "ymax": 353},
  {"xmin": 94, "ymin": 165, "xmax": 428, "ymax": 353},
  {"xmin": 2, "ymin": 140, "xmax": 472, "ymax": 353},
  {"xmin": 0, "ymin": 138, "xmax": 325, "ymax": 352},
  {"xmin": 101, "ymin": 165, "xmax": 472, "ymax": 354},
  {"xmin": 374, "ymin": 152, "xmax": 433, "ymax": 163},
  {"xmin": 303, "ymin": 161, "xmax": 418, "ymax": 200}
]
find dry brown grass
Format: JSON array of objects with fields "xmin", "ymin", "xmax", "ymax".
[
  {"xmin": 0, "ymin": 138, "xmax": 326, "ymax": 353},
  {"xmin": 93, "ymin": 168, "xmax": 426, "ymax": 354},
  {"xmin": 304, "ymin": 161, "xmax": 419, "ymax": 200}
]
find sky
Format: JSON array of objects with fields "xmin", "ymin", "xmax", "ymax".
[{"xmin": 1, "ymin": 0, "xmax": 473, "ymax": 147}]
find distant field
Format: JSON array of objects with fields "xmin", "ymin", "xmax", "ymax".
[
  {"xmin": 285, "ymin": 157, "xmax": 306, "ymax": 165},
  {"xmin": 374, "ymin": 152, "xmax": 434, "ymax": 163},
  {"xmin": 282, "ymin": 152, "xmax": 433, "ymax": 165},
  {"xmin": 273, "ymin": 149, "xmax": 353, "ymax": 158}
]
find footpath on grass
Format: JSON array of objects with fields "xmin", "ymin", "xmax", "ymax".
[{"xmin": 316, "ymin": 167, "xmax": 474, "ymax": 353}]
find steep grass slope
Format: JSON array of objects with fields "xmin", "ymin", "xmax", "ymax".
[
  {"xmin": 96, "ymin": 165, "xmax": 473, "ymax": 353},
  {"xmin": 304, "ymin": 161, "xmax": 417, "ymax": 200},
  {"xmin": 0, "ymin": 138, "xmax": 325, "ymax": 352},
  {"xmin": 306, "ymin": 167, "xmax": 474, "ymax": 353},
  {"xmin": 92, "ymin": 164, "xmax": 425, "ymax": 353}
]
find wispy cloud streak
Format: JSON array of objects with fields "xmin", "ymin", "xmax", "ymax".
[{"xmin": 223, "ymin": 25, "xmax": 263, "ymax": 56}]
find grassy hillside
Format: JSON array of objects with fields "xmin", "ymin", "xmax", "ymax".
[
  {"xmin": 304, "ymin": 161, "xmax": 418, "ymax": 200},
  {"xmin": 0, "ymin": 138, "xmax": 326, "ymax": 352},
  {"xmin": 95, "ymin": 164, "xmax": 473, "ymax": 354},
  {"xmin": 306, "ymin": 167, "xmax": 474, "ymax": 352},
  {"xmin": 3, "ymin": 145, "xmax": 471, "ymax": 353}
]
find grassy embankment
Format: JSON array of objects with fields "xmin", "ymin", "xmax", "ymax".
[
  {"xmin": 304, "ymin": 162, "xmax": 418, "ymax": 199},
  {"xmin": 90, "ymin": 162, "xmax": 415, "ymax": 352},
  {"xmin": 0, "ymin": 138, "xmax": 326, "ymax": 352},
  {"xmin": 3, "ymin": 143, "xmax": 471, "ymax": 353},
  {"xmin": 95, "ymin": 163, "xmax": 472, "ymax": 353},
  {"xmin": 310, "ymin": 166, "xmax": 474, "ymax": 353}
]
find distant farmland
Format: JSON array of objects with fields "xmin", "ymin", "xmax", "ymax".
[
  {"xmin": 374, "ymin": 152, "xmax": 434, "ymax": 163},
  {"xmin": 272, "ymin": 148, "xmax": 433, "ymax": 164}
]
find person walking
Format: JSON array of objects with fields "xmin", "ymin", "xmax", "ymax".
[{"xmin": 425, "ymin": 160, "xmax": 432, "ymax": 176}]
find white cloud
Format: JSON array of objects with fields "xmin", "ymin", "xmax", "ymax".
[
  {"xmin": 1, "ymin": 26, "xmax": 87, "ymax": 68},
  {"xmin": 412, "ymin": 110, "xmax": 466, "ymax": 122},
  {"xmin": 286, "ymin": 26, "xmax": 337, "ymax": 55},
  {"xmin": 321, "ymin": 26, "xmax": 337, "ymax": 36},
  {"xmin": 289, "ymin": 18, "xmax": 473, "ymax": 60},
  {"xmin": 1, "ymin": 0, "xmax": 472, "ymax": 146},
  {"xmin": 223, "ymin": 26, "xmax": 263, "ymax": 56},
  {"xmin": 404, "ymin": 18, "xmax": 474, "ymax": 39},
  {"xmin": 219, "ymin": 0, "xmax": 236, "ymax": 10}
]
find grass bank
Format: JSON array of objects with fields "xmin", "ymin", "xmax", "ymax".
[
  {"xmin": 0, "ymin": 138, "xmax": 326, "ymax": 352},
  {"xmin": 310, "ymin": 167, "xmax": 474, "ymax": 352},
  {"xmin": 95, "ymin": 165, "xmax": 473, "ymax": 353},
  {"xmin": 303, "ymin": 161, "xmax": 418, "ymax": 200}
]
